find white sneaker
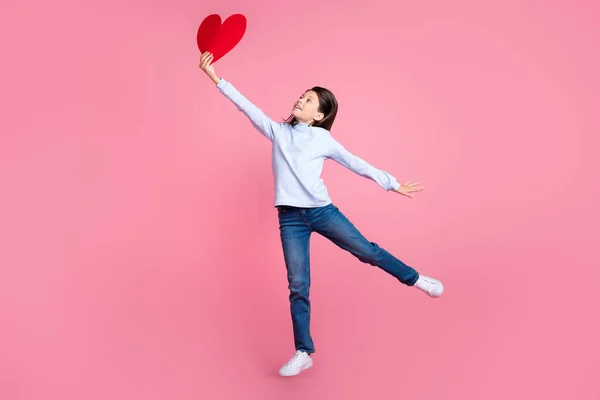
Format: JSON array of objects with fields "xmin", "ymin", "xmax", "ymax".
[
  {"xmin": 278, "ymin": 350, "xmax": 313, "ymax": 377},
  {"xmin": 414, "ymin": 275, "xmax": 444, "ymax": 298}
]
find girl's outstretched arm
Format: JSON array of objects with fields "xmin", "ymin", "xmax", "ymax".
[
  {"xmin": 327, "ymin": 136, "xmax": 401, "ymax": 191},
  {"xmin": 327, "ymin": 136, "xmax": 425, "ymax": 198},
  {"xmin": 199, "ymin": 52, "xmax": 281, "ymax": 141}
]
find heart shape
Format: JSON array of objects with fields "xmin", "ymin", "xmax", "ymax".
[{"xmin": 197, "ymin": 14, "xmax": 246, "ymax": 63}]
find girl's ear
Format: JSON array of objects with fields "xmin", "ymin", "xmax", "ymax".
[{"xmin": 315, "ymin": 113, "xmax": 324, "ymax": 121}]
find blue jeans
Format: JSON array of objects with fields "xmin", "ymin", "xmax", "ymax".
[{"xmin": 277, "ymin": 203, "xmax": 419, "ymax": 354}]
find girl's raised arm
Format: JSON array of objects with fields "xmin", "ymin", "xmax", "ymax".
[{"xmin": 199, "ymin": 52, "xmax": 282, "ymax": 141}]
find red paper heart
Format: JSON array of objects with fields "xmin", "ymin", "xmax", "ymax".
[{"xmin": 197, "ymin": 14, "xmax": 246, "ymax": 63}]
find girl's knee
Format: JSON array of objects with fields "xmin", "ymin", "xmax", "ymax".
[
  {"xmin": 288, "ymin": 278, "xmax": 310, "ymax": 294},
  {"xmin": 357, "ymin": 242, "xmax": 383, "ymax": 264}
]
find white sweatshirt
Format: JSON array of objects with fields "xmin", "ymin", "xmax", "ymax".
[{"xmin": 217, "ymin": 78, "xmax": 401, "ymax": 207}]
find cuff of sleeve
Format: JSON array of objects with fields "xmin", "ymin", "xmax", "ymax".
[
  {"xmin": 391, "ymin": 180, "xmax": 401, "ymax": 191},
  {"xmin": 216, "ymin": 78, "xmax": 228, "ymax": 91}
]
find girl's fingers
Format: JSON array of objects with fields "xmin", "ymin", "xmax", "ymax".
[
  {"xmin": 200, "ymin": 53, "xmax": 213, "ymax": 68},
  {"xmin": 200, "ymin": 53, "xmax": 214, "ymax": 69},
  {"xmin": 200, "ymin": 52, "xmax": 212, "ymax": 63}
]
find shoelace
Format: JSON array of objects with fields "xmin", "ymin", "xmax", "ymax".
[
  {"xmin": 286, "ymin": 352, "xmax": 304, "ymax": 366},
  {"xmin": 418, "ymin": 278, "xmax": 435, "ymax": 293}
]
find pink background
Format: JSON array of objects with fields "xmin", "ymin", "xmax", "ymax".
[{"xmin": 1, "ymin": 0, "xmax": 598, "ymax": 399}]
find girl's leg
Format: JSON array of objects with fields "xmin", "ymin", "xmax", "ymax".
[
  {"xmin": 277, "ymin": 206, "xmax": 315, "ymax": 354},
  {"xmin": 309, "ymin": 204, "xmax": 420, "ymax": 285}
]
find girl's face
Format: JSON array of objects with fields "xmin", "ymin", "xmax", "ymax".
[{"xmin": 292, "ymin": 90, "xmax": 324, "ymax": 125}]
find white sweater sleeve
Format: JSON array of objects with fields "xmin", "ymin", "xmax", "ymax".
[
  {"xmin": 327, "ymin": 136, "xmax": 401, "ymax": 191},
  {"xmin": 217, "ymin": 79, "xmax": 281, "ymax": 141}
]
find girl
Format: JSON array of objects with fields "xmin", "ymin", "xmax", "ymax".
[{"xmin": 199, "ymin": 51, "xmax": 444, "ymax": 377}]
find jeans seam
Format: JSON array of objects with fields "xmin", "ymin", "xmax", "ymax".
[{"xmin": 300, "ymin": 211, "xmax": 314, "ymax": 231}]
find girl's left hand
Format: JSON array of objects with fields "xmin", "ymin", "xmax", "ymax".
[{"xmin": 395, "ymin": 180, "xmax": 424, "ymax": 198}]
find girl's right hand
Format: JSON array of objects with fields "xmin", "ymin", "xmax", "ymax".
[{"xmin": 199, "ymin": 52, "xmax": 220, "ymax": 84}]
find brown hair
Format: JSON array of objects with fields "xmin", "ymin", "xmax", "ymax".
[{"xmin": 284, "ymin": 86, "xmax": 338, "ymax": 131}]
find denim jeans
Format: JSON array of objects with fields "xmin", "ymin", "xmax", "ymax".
[{"xmin": 277, "ymin": 203, "xmax": 419, "ymax": 354}]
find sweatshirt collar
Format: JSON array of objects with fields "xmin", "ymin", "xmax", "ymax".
[{"xmin": 294, "ymin": 123, "xmax": 312, "ymax": 133}]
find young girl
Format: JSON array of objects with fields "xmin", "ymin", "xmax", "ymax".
[{"xmin": 199, "ymin": 51, "xmax": 444, "ymax": 377}]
